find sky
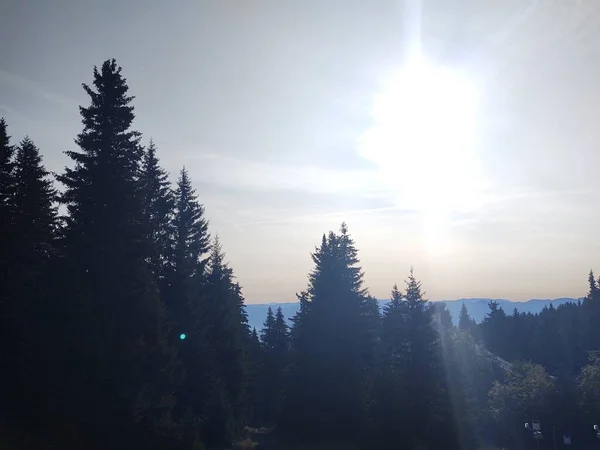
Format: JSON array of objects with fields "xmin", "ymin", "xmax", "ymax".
[{"xmin": 2, "ymin": 0, "xmax": 600, "ymax": 303}]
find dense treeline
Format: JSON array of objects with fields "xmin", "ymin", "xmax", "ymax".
[
  {"xmin": 0, "ymin": 60, "xmax": 249, "ymax": 450},
  {"xmin": 1, "ymin": 59, "xmax": 599, "ymax": 450}
]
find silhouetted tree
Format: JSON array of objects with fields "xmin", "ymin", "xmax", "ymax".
[
  {"xmin": 140, "ymin": 139, "xmax": 174, "ymax": 282},
  {"xmin": 459, "ymin": 302, "xmax": 477, "ymax": 334},
  {"xmin": 159, "ymin": 166, "xmax": 213, "ymax": 447},
  {"xmin": 55, "ymin": 59, "xmax": 181, "ymax": 450},
  {"xmin": 372, "ymin": 284, "xmax": 409, "ymax": 444},
  {"xmin": 165, "ymin": 167, "xmax": 210, "ymax": 339},
  {"xmin": 0, "ymin": 136, "xmax": 58, "ymax": 441},
  {"xmin": 6, "ymin": 54, "xmax": 600, "ymax": 450},
  {"xmin": 11, "ymin": 137, "xmax": 57, "ymax": 277},
  {"xmin": 198, "ymin": 237, "xmax": 250, "ymax": 446},
  {"xmin": 0, "ymin": 117, "xmax": 15, "ymax": 336},
  {"xmin": 282, "ymin": 223, "xmax": 374, "ymax": 440},
  {"xmin": 403, "ymin": 270, "xmax": 457, "ymax": 448},
  {"xmin": 245, "ymin": 327, "xmax": 263, "ymax": 426},
  {"xmin": 581, "ymin": 271, "xmax": 600, "ymax": 365},
  {"xmin": 258, "ymin": 307, "xmax": 289, "ymax": 425},
  {"xmin": 481, "ymin": 300, "xmax": 509, "ymax": 359}
]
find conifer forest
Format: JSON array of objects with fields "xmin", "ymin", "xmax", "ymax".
[{"xmin": 1, "ymin": 60, "xmax": 600, "ymax": 450}]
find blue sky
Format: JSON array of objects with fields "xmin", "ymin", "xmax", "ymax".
[{"xmin": 2, "ymin": 0, "xmax": 600, "ymax": 303}]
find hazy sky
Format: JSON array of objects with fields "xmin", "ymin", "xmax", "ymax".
[{"xmin": 2, "ymin": 0, "xmax": 600, "ymax": 303}]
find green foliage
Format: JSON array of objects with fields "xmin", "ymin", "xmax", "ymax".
[
  {"xmin": 488, "ymin": 362, "xmax": 557, "ymax": 446},
  {"xmin": 441, "ymin": 330, "xmax": 497, "ymax": 449},
  {"xmin": 577, "ymin": 351, "xmax": 600, "ymax": 419}
]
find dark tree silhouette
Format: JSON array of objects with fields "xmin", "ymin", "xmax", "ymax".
[
  {"xmin": 198, "ymin": 237, "xmax": 250, "ymax": 446},
  {"xmin": 258, "ymin": 306, "xmax": 289, "ymax": 425},
  {"xmin": 0, "ymin": 117, "xmax": 15, "ymax": 323},
  {"xmin": 54, "ymin": 59, "xmax": 181, "ymax": 450},
  {"xmin": 282, "ymin": 223, "xmax": 375, "ymax": 440},
  {"xmin": 140, "ymin": 139, "xmax": 174, "ymax": 282},
  {"xmin": 0, "ymin": 135, "xmax": 58, "ymax": 445},
  {"xmin": 5, "ymin": 58, "xmax": 600, "ymax": 450}
]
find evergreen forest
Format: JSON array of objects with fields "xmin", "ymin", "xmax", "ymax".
[{"xmin": 1, "ymin": 59, "xmax": 600, "ymax": 450}]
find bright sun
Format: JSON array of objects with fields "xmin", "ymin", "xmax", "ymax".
[{"xmin": 358, "ymin": 54, "xmax": 485, "ymax": 253}]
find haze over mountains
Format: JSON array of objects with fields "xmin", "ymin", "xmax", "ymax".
[{"xmin": 245, "ymin": 297, "xmax": 583, "ymax": 331}]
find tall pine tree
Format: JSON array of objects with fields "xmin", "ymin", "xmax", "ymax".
[
  {"xmin": 11, "ymin": 137, "xmax": 57, "ymax": 279},
  {"xmin": 163, "ymin": 166, "xmax": 211, "ymax": 447},
  {"xmin": 459, "ymin": 302, "xmax": 476, "ymax": 334},
  {"xmin": 55, "ymin": 59, "xmax": 181, "ymax": 450},
  {"xmin": 199, "ymin": 236, "xmax": 250, "ymax": 446},
  {"xmin": 258, "ymin": 307, "xmax": 289, "ymax": 425},
  {"xmin": 283, "ymin": 223, "xmax": 374, "ymax": 440},
  {"xmin": 401, "ymin": 270, "xmax": 456, "ymax": 449},
  {"xmin": 0, "ymin": 118, "xmax": 15, "ymax": 317},
  {"xmin": 165, "ymin": 167, "xmax": 210, "ymax": 338},
  {"xmin": 372, "ymin": 284, "xmax": 410, "ymax": 445},
  {"xmin": 0, "ymin": 136, "xmax": 58, "ymax": 440},
  {"xmin": 140, "ymin": 139, "xmax": 174, "ymax": 282}
]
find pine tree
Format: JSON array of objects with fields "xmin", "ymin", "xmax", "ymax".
[
  {"xmin": 261, "ymin": 307, "xmax": 276, "ymax": 343},
  {"xmin": 481, "ymin": 300, "xmax": 509, "ymax": 358},
  {"xmin": 458, "ymin": 303, "xmax": 478, "ymax": 338},
  {"xmin": 0, "ymin": 136, "xmax": 58, "ymax": 434},
  {"xmin": 165, "ymin": 167, "xmax": 210, "ymax": 340},
  {"xmin": 199, "ymin": 237, "xmax": 250, "ymax": 446},
  {"xmin": 0, "ymin": 117, "xmax": 14, "ymax": 222},
  {"xmin": 11, "ymin": 137, "xmax": 57, "ymax": 278},
  {"xmin": 582, "ymin": 269, "xmax": 600, "ymax": 358},
  {"xmin": 161, "ymin": 166, "xmax": 212, "ymax": 446},
  {"xmin": 588, "ymin": 270, "xmax": 597, "ymax": 299},
  {"xmin": 54, "ymin": 59, "xmax": 181, "ymax": 449},
  {"xmin": 372, "ymin": 284, "xmax": 410, "ymax": 444},
  {"xmin": 443, "ymin": 329, "xmax": 496, "ymax": 450},
  {"xmin": 258, "ymin": 307, "xmax": 289, "ymax": 425},
  {"xmin": 0, "ymin": 117, "xmax": 15, "ymax": 309},
  {"xmin": 289, "ymin": 290, "xmax": 310, "ymax": 343},
  {"xmin": 171, "ymin": 167, "xmax": 209, "ymax": 276},
  {"xmin": 381, "ymin": 284, "xmax": 408, "ymax": 363},
  {"xmin": 246, "ymin": 327, "xmax": 263, "ymax": 427},
  {"xmin": 283, "ymin": 223, "xmax": 374, "ymax": 439},
  {"xmin": 140, "ymin": 139, "xmax": 174, "ymax": 281},
  {"xmin": 274, "ymin": 307, "xmax": 289, "ymax": 353},
  {"xmin": 459, "ymin": 302, "xmax": 470, "ymax": 329},
  {"xmin": 402, "ymin": 270, "xmax": 456, "ymax": 448}
]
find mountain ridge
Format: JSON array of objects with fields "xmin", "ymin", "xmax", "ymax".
[{"xmin": 245, "ymin": 297, "xmax": 584, "ymax": 331}]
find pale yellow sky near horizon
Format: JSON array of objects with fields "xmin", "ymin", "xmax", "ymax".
[{"xmin": 2, "ymin": 0, "xmax": 600, "ymax": 303}]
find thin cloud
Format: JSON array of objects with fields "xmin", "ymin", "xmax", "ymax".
[
  {"xmin": 184, "ymin": 151, "xmax": 394, "ymax": 199},
  {"xmin": 0, "ymin": 69, "xmax": 79, "ymax": 110},
  {"xmin": 234, "ymin": 205, "xmax": 416, "ymax": 227},
  {"xmin": 0, "ymin": 104, "xmax": 26, "ymax": 121}
]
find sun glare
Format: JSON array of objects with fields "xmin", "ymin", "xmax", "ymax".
[{"xmin": 358, "ymin": 55, "xmax": 485, "ymax": 253}]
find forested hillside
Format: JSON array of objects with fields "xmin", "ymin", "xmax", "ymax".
[
  {"xmin": 1, "ymin": 59, "xmax": 600, "ymax": 450},
  {"xmin": 245, "ymin": 297, "xmax": 582, "ymax": 330}
]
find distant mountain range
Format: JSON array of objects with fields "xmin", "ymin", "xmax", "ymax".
[{"xmin": 245, "ymin": 297, "xmax": 584, "ymax": 332}]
